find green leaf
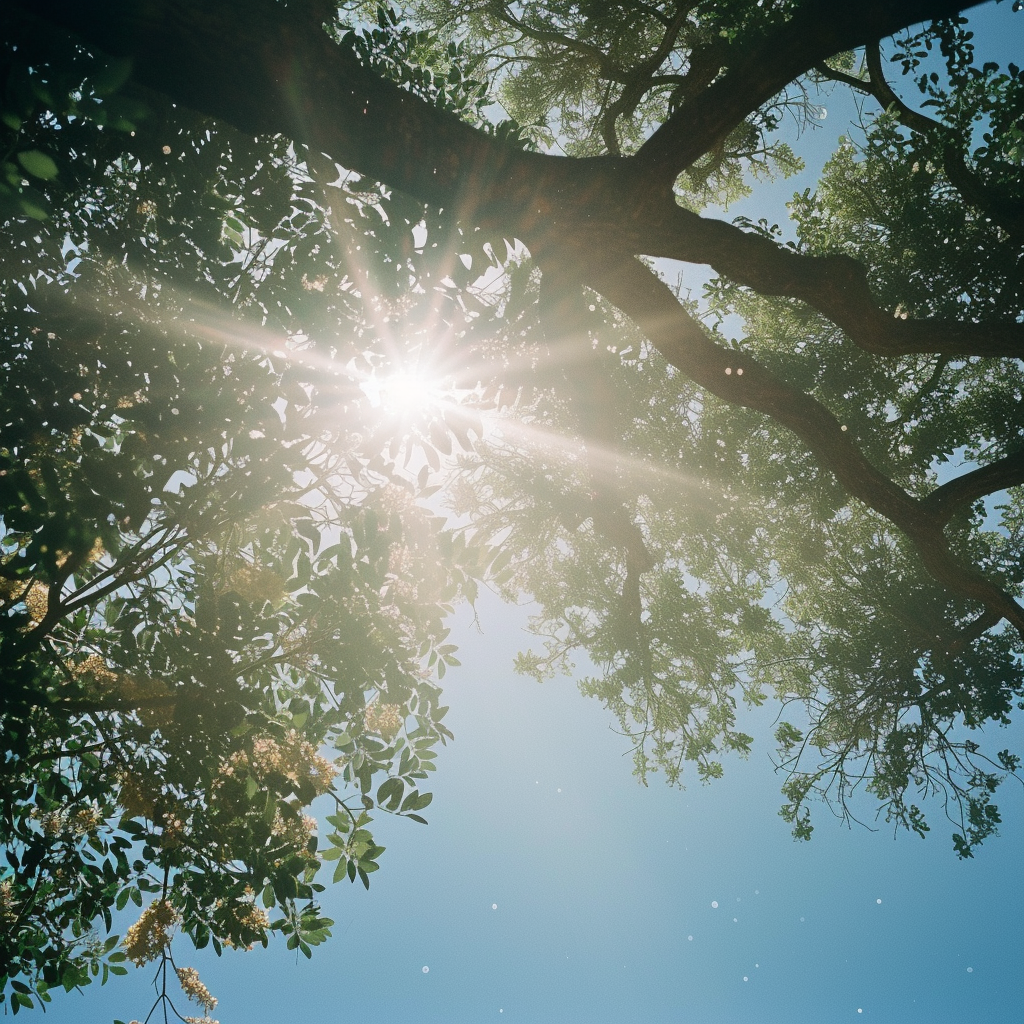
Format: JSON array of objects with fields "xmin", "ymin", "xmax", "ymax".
[
  {"xmin": 376, "ymin": 776, "xmax": 403, "ymax": 809},
  {"xmin": 16, "ymin": 150, "xmax": 58, "ymax": 180},
  {"xmin": 90, "ymin": 57, "xmax": 134, "ymax": 97}
]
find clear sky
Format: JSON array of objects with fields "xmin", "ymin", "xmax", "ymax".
[
  {"xmin": 43, "ymin": 588, "xmax": 1024, "ymax": 1024},
  {"xmin": 39, "ymin": 5, "xmax": 1024, "ymax": 1024}
]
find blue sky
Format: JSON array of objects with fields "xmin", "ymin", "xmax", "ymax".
[
  {"xmin": 46, "ymin": 589, "xmax": 1024, "ymax": 1024},
  {"xmin": 39, "ymin": 5, "xmax": 1024, "ymax": 1023}
]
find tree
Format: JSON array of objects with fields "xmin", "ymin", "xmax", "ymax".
[
  {"xmin": 0, "ymin": 28, "xmax": 486, "ymax": 1014},
  {"xmin": 1, "ymin": 0, "xmax": 1022, "ymax": 1015}
]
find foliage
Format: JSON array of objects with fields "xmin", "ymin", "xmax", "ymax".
[
  {"xmin": 1, "ymin": 0, "xmax": 1023, "ymax": 1017},
  {"xmin": 387, "ymin": 0, "xmax": 808, "ymax": 198},
  {"xmin": 438, "ymin": 7, "xmax": 1024, "ymax": 852},
  {"xmin": 0, "ymin": 28, "xmax": 487, "ymax": 1015}
]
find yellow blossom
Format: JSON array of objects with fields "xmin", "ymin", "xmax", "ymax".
[
  {"xmin": 71, "ymin": 806, "xmax": 103, "ymax": 836},
  {"xmin": 271, "ymin": 810, "xmax": 316, "ymax": 850},
  {"xmin": 116, "ymin": 675, "xmax": 176, "ymax": 727},
  {"xmin": 176, "ymin": 966, "xmax": 218, "ymax": 1013},
  {"xmin": 364, "ymin": 701, "xmax": 404, "ymax": 741},
  {"xmin": 159, "ymin": 805, "xmax": 188, "ymax": 849},
  {"xmin": 235, "ymin": 903, "xmax": 270, "ymax": 933},
  {"xmin": 23, "ymin": 581, "xmax": 50, "ymax": 622},
  {"xmin": 229, "ymin": 731, "xmax": 335, "ymax": 796},
  {"xmin": 0, "ymin": 879, "xmax": 17, "ymax": 923},
  {"xmin": 73, "ymin": 654, "xmax": 119, "ymax": 691},
  {"xmin": 39, "ymin": 810, "xmax": 66, "ymax": 837},
  {"xmin": 123, "ymin": 900, "xmax": 179, "ymax": 966},
  {"xmin": 220, "ymin": 563, "xmax": 286, "ymax": 605}
]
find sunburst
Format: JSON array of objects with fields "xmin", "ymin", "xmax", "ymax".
[{"xmin": 373, "ymin": 370, "xmax": 447, "ymax": 418}]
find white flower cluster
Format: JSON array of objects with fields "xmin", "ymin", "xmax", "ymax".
[
  {"xmin": 176, "ymin": 966, "xmax": 218, "ymax": 1014},
  {"xmin": 0, "ymin": 879, "xmax": 17, "ymax": 923}
]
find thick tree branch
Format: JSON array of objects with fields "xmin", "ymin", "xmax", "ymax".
[
  {"xmin": 638, "ymin": 205, "xmax": 1024, "ymax": 358},
  {"xmin": 5, "ymin": 0, "xmax": 633, "ymax": 227},
  {"xmin": 7, "ymin": 0, "xmax": 1020, "ymax": 638},
  {"xmin": 922, "ymin": 448, "xmax": 1024, "ymax": 524},
  {"xmin": 581, "ymin": 252, "xmax": 1024, "ymax": 635},
  {"xmin": 635, "ymin": 0, "xmax": 990, "ymax": 189},
  {"xmin": 15, "ymin": 0, "xmax": 1015, "ymax": 367},
  {"xmin": 582, "ymin": 253, "xmax": 921, "ymax": 523}
]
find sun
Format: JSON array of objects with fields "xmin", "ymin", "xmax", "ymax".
[
  {"xmin": 380, "ymin": 372, "xmax": 443, "ymax": 413},
  {"xmin": 361, "ymin": 368, "xmax": 449, "ymax": 420}
]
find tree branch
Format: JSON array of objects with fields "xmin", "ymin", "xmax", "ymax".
[
  {"xmin": 922, "ymin": 448, "xmax": 1024, "ymax": 525},
  {"xmin": 812, "ymin": 62, "xmax": 871, "ymax": 94},
  {"xmin": 626, "ymin": 0, "xmax": 676, "ymax": 31},
  {"xmin": 18, "ymin": 0, "xmax": 1013, "ymax": 365},
  {"xmin": 863, "ymin": 41, "xmax": 943, "ymax": 136},
  {"xmin": 580, "ymin": 251, "xmax": 1024, "ymax": 636},
  {"xmin": 638, "ymin": 205, "xmax": 1024, "ymax": 358},
  {"xmin": 486, "ymin": 3, "xmax": 623, "ymax": 80},
  {"xmin": 582, "ymin": 252, "xmax": 920, "ymax": 522},
  {"xmin": 634, "ymin": 0, "xmax": 990, "ymax": 189},
  {"xmin": 7, "ymin": 0, "xmax": 1020, "ymax": 638},
  {"xmin": 598, "ymin": 1, "xmax": 694, "ymax": 154},
  {"xmin": 6, "ymin": 0, "xmax": 627, "ymax": 222}
]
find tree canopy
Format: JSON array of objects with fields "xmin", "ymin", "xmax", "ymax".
[{"xmin": 2, "ymin": 0, "xmax": 1022, "ymax": 1017}]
